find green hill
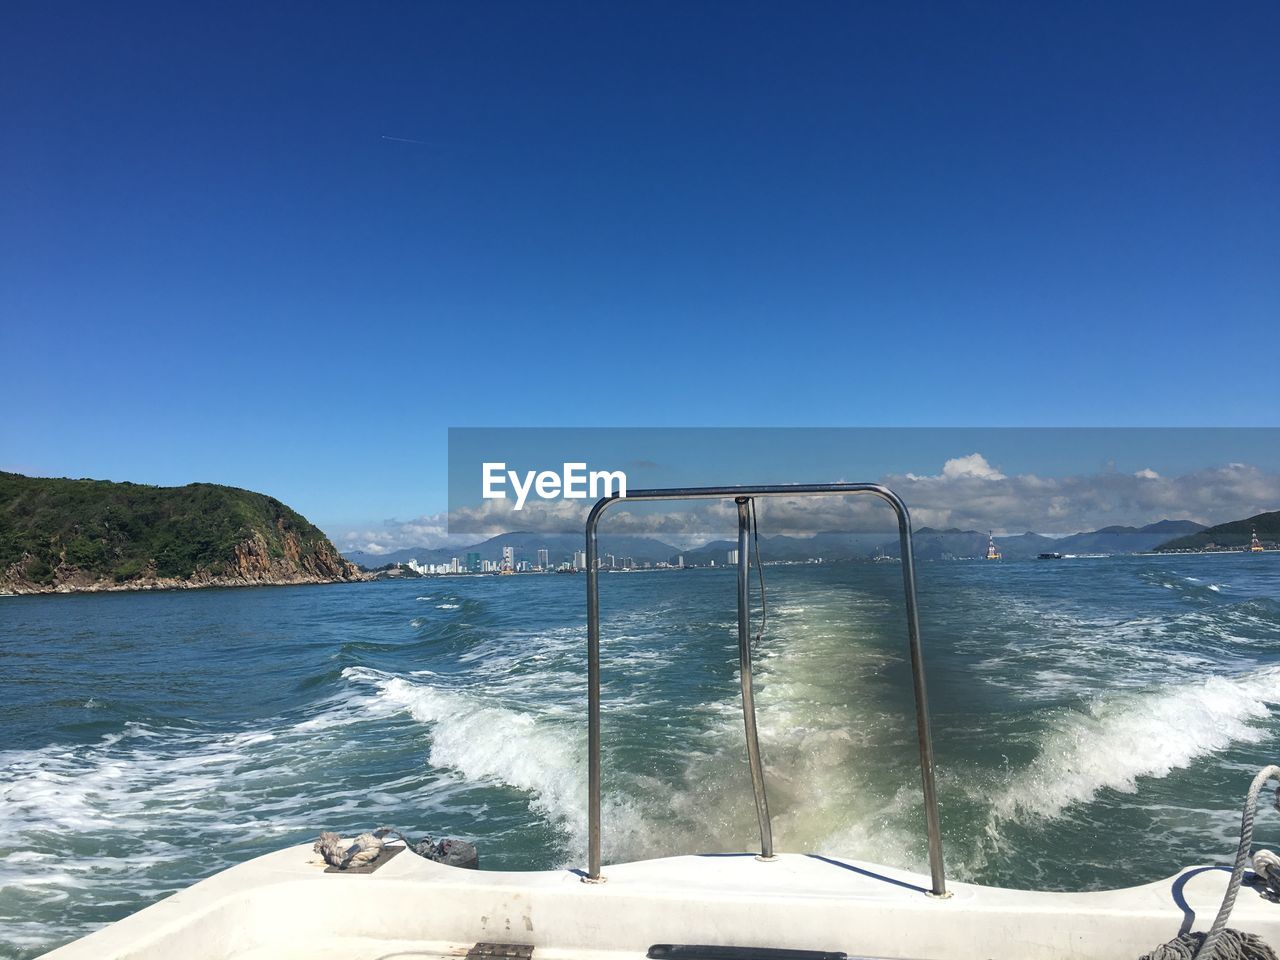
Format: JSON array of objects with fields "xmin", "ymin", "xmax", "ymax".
[
  {"xmin": 1155, "ymin": 510, "xmax": 1280, "ymax": 552},
  {"xmin": 0, "ymin": 472, "xmax": 361, "ymax": 594}
]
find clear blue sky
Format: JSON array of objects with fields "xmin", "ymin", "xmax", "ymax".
[{"xmin": 2, "ymin": 2, "xmax": 1276, "ymax": 533}]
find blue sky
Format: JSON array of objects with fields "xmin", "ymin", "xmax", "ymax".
[{"xmin": 2, "ymin": 2, "xmax": 1276, "ymax": 537}]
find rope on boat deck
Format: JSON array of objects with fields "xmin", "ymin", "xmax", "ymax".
[
  {"xmin": 1140, "ymin": 765, "xmax": 1280, "ymax": 960},
  {"xmin": 313, "ymin": 831, "xmax": 384, "ymax": 869},
  {"xmin": 312, "ymin": 826, "xmax": 479, "ymax": 870}
]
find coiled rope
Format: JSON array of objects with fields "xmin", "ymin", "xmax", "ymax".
[
  {"xmin": 313, "ymin": 825, "xmax": 479, "ymax": 870},
  {"xmin": 1140, "ymin": 764, "xmax": 1280, "ymax": 960}
]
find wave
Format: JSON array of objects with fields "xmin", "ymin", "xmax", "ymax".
[
  {"xmin": 988, "ymin": 666, "xmax": 1280, "ymax": 823},
  {"xmin": 1137, "ymin": 567, "xmax": 1234, "ymax": 603},
  {"xmin": 340, "ymin": 666, "xmax": 648, "ymax": 863},
  {"xmin": 345, "ymin": 667, "xmax": 581, "ymax": 821},
  {"xmin": 957, "ymin": 589, "xmax": 1280, "ymax": 705}
]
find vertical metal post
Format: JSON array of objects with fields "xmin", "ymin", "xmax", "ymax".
[
  {"xmin": 736, "ymin": 498, "xmax": 774, "ymax": 859},
  {"xmin": 585, "ymin": 507, "xmax": 604, "ymax": 882},
  {"xmin": 890, "ymin": 493, "xmax": 948, "ymax": 898}
]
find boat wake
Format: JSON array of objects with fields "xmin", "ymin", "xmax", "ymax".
[{"xmin": 6, "ymin": 558, "xmax": 1280, "ymax": 956}]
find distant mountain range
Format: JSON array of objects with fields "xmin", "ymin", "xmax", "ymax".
[
  {"xmin": 880, "ymin": 519, "xmax": 1206, "ymax": 561},
  {"xmin": 345, "ymin": 518, "xmax": 1214, "ymax": 567},
  {"xmin": 1053, "ymin": 519, "xmax": 1207, "ymax": 555},
  {"xmin": 678, "ymin": 532, "xmax": 900, "ymax": 565}
]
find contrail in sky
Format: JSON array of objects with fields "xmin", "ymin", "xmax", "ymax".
[{"xmin": 381, "ymin": 135, "xmax": 426, "ymax": 144}]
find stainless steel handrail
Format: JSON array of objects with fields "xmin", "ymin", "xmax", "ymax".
[
  {"xmin": 735, "ymin": 497, "xmax": 773, "ymax": 860},
  {"xmin": 584, "ymin": 483, "xmax": 947, "ymax": 897}
]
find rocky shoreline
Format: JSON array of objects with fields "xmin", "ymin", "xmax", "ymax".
[
  {"xmin": 2, "ymin": 528, "xmax": 368, "ymax": 595},
  {"xmin": 1, "ymin": 570, "xmax": 370, "ymax": 595}
]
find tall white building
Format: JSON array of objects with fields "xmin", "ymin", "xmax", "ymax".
[
  {"xmin": 573, "ymin": 550, "xmax": 587, "ymax": 571},
  {"xmin": 501, "ymin": 545, "xmax": 515, "ymax": 571},
  {"xmin": 537, "ymin": 548, "xmax": 549, "ymax": 569},
  {"xmin": 727, "ymin": 549, "xmax": 739, "ymax": 565}
]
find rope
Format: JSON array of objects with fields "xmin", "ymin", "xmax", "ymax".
[
  {"xmin": 313, "ymin": 830, "xmax": 385, "ymax": 869},
  {"xmin": 1201, "ymin": 766, "xmax": 1280, "ymax": 958},
  {"xmin": 313, "ymin": 826, "xmax": 479, "ymax": 870},
  {"xmin": 1252, "ymin": 850, "xmax": 1280, "ymax": 901},
  {"xmin": 1140, "ymin": 930, "xmax": 1275, "ymax": 960},
  {"xmin": 1140, "ymin": 764, "xmax": 1280, "ymax": 960}
]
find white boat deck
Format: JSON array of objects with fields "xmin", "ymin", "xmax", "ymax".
[{"xmin": 39, "ymin": 841, "xmax": 1280, "ymax": 960}]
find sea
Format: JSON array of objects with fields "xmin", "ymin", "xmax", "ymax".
[{"xmin": 2, "ymin": 553, "xmax": 1280, "ymax": 958}]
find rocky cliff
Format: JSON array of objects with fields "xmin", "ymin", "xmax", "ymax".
[{"xmin": 0, "ymin": 471, "xmax": 364, "ymax": 594}]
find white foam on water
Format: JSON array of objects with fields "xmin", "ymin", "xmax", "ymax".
[
  {"xmin": 959, "ymin": 586, "xmax": 1280, "ymax": 705},
  {"xmin": 0, "ymin": 678, "xmax": 456, "ymax": 949},
  {"xmin": 0, "ymin": 715, "xmax": 468, "ymax": 957},
  {"xmin": 345, "ymin": 666, "xmax": 655, "ymax": 864},
  {"xmin": 437, "ymin": 603, "xmax": 461, "ymax": 610},
  {"xmin": 989, "ymin": 666, "xmax": 1280, "ymax": 823},
  {"xmin": 1, "ymin": 736, "xmax": 232, "ymax": 834},
  {"xmin": 355, "ymin": 671, "xmax": 582, "ymax": 818},
  {"xmin": 610, "ymin": 582, "xmax": 933, "ymax": 871},
  {"xmin": 1, "ymin": 850, "xmax": 55, "ymax": 865}
]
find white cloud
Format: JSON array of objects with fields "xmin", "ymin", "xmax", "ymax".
[
  {"xmin": 339, "ymin": 456, "xmax": 1280, "ymax": 551},
  {"xmin": 941, "ymin": 452, "xmax": 1006, "ymax": 481},
  {"xmin": 908, "ymin": 452, "xmax": 1006, "ymax": 482},
  {"xmin": 339, "ymin": 515, "xmax": 469, "ymax": 554},
  {"xmin": 880, "ymin": 460, "xmax": 1279, "ymax": 535}
]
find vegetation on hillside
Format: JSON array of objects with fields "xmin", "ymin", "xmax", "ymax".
[
  {"xmin": 1156, "ymin": 511, "xmax": 1280, "ymax": 551},
  {"xmin": 0, "ymin": 471, "xmax": 357, "ymax": 589}
]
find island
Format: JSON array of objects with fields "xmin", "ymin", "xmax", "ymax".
[
  {"xmin": 0, "ymin": 471, "xmax": 363, "ymax": 594},
  {"xmin": 1155, "ymin": 510, "xmax": 1279, "ymax": 553}
]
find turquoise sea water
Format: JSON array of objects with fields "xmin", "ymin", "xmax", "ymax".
[{"xmin": 3, "ymin": 553, "xmax": 1280, "ymax": 957}]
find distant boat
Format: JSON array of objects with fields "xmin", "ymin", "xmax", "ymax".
[
  {"xmin": 1250, "ymin": 528, "xmax": 1265, "ymax": 553},
  {"xmin": 985, "ymin": 533, "xmax": 1002, "ymax": 561},
  {"xmin": 1038, "ymin": 552, "xmax": 1064, "ymax": 560}
]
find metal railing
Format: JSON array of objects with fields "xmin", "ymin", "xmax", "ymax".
[{"xmin": 584, "ymin": 483, "xmax": 947, "ymax": 897}]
